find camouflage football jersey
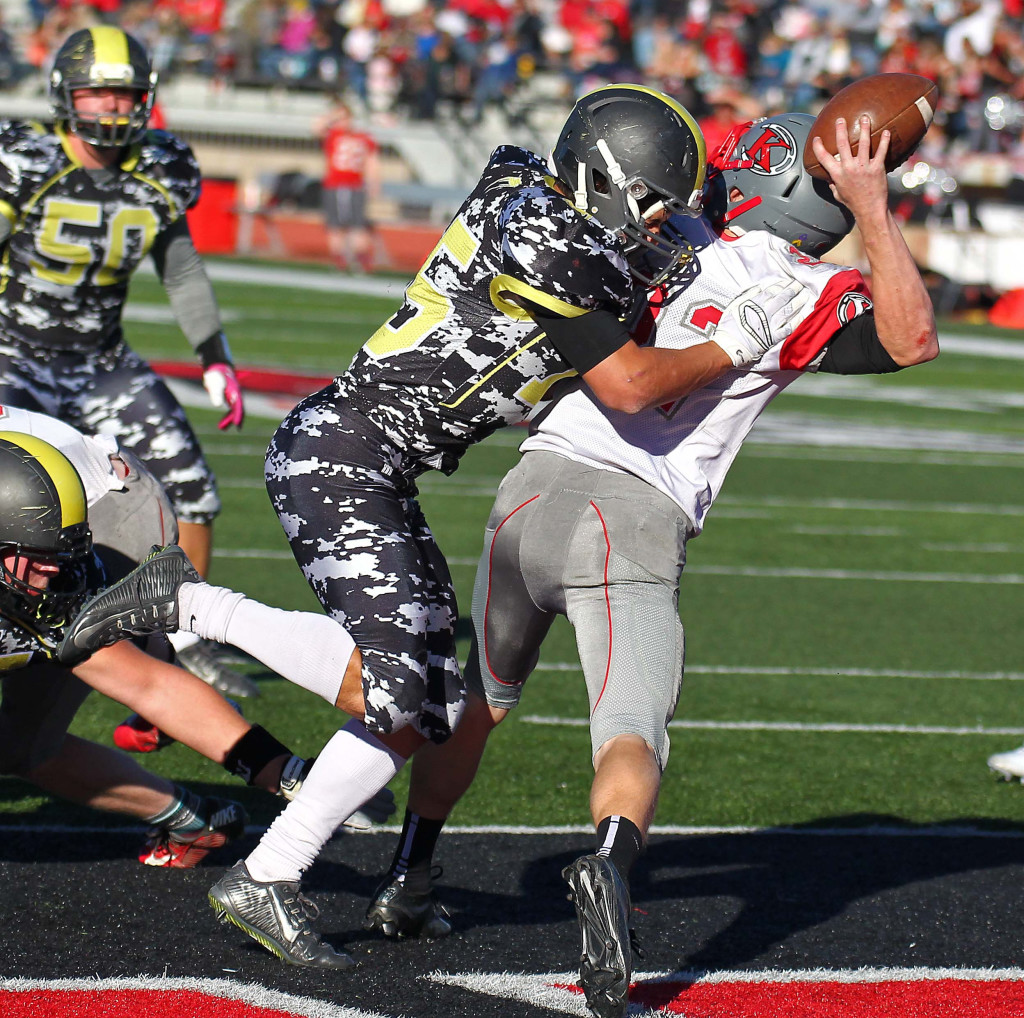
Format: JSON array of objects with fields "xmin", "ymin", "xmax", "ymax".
[
  {"xmin": 338, "ymin": 145, "xmax": 636, "ymax": 476},
  {"xmin": 0, "ymin": 122, "xmax": 200, "ymax": 351},
  {"xmin": 0, "ymin": 625, "xmax": 40, "ymax": 663}
]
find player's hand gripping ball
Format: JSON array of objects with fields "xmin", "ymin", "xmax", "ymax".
[{"xmin": 803, "ymin": 73, "xmax": 939, "ymax": 179}]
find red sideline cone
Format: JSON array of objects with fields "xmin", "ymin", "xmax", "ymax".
[{"xmin": 989, "ymin": 287, "xmax": 1024, "ymax": 328}]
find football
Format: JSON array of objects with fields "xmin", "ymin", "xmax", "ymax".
[{"xmin": 803, "ymin": 73, "xmax": 939, "ymax": 180}]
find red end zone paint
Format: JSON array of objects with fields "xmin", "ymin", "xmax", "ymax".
[
  {"xmin": 626, "ymin": 978, "xmax": 1024, "ymax": 1016},
  {"xmin": 0, "ymin": 989, "xmax": 303, "ymax": 1018},
  {"xmin": 434, "ymin": 968, "xmax": 1024, "ymax": 1015}
]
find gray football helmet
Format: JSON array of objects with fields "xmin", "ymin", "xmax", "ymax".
[
  {"xmin": 550, "ymin": 84, "xmax": 706, "ymax": 282},
  {"xmin": 704, "ymin": 112, "xmax": 854, "ymax": 258}
]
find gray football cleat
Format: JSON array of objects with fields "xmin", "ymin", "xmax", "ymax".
[
  {"xmin": 365, "ymin": 870, "xmax": 452, "ymax": 939},
  {"xmin": 209, "ymin": 860, "xmax": 354, "ymax": 969},
  {"xmin": 175, "ymin": 638, "xmax": 261, "ymax": 698},
  {"xmin": 563, "ymin": 854, "xmax": 634, "ymax": 1018},
  {"xmin": 57, "ymin": 545, "xmax": 199, "ymax": 665}
]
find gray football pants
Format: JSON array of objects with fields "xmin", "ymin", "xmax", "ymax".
[{"xmin": 465, "ymin": 451, "xmax": 690, "ymax": 769}]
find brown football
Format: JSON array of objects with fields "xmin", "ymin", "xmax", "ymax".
[{"xmin": 803, "ymin": 73, "xmax": 939, "ymax": 180}]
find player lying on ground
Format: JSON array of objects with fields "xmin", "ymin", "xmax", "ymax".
[
  {"xmin": 62, "ymin": 85, "xmax": 819, "ymax": 970},
  {"xmin": 0, "ymin": 26, "xmax": 252, "ymax": 697},
  {"xmin": 0, "ymin": 412, "xmax": 392, "ymax": 868},
  {"xmin": 363, "ymin": 112, "xmax": 938, "ymax": 1018}
]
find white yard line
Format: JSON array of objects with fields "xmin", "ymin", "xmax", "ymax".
[
  {"xmin": 686, "ymin": 564, "xmax": 1024, "ymax": 583},
  {"xmin": 531, "ymin": 662, "xmax": 1024, "ymax": 680},
  {"xmin": 520, "ymin": 716, "xmax": 1024, "ymax": 736},
  {"xmin": 210, "ymin": 546, "xmax": 1024, "ymax": 581},
  {"xmin": 3, "ymin": 822, "xmax": 1024, "ymax": 838}
]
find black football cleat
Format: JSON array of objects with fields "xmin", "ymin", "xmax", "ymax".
[
  {"xmin": 563, "ymin": 854, "xmax": 635, "ymax": 1018},
  {"xmin": 364, "ymin": 871, "xmax": 452, "ymax": 939},
  {"xmin": 57, "ymin": 545, "xmax": 200, "ymax": 665}
]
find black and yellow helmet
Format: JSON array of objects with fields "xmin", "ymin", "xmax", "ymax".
[
  {"xmin": 0, "ymin": 435, "xmax": 93, "ymax": 649},
  {"xmin": 550, "ymin": 84, "xmax": 706, "ymax": 283},
  {"xmin": 50, "ymin": 26, "xmax": 157, "ymax": 148}
]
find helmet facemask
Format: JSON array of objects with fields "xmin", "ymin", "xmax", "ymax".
[
  {"xmin": 0, "ymin": 527, "xmax": 92, "ymax": 651},
  {"xmin": 54, "ymin": 81, "xmax": 156, "ymax": 148}
]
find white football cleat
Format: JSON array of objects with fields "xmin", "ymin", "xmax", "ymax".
[{"xmin": 988, "ymin": 744, "xmax": 1024, "ymax": 781}]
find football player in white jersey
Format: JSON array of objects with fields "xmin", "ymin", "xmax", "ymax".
[{"xmin": 370, "ymin": 112, "xmax": 938, "ymax": 1018}]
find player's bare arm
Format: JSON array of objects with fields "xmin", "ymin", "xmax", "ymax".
[
  {"xmin": 811, "ymin": 116, "xmax": 938, "ymax": 367},
  {"xmin": 582, "ymin": 336, "xmax": 732, "ymax": 414},
  {"xmin": 72, "ymin": 641, "xmax": 255, "ymax": 769}
]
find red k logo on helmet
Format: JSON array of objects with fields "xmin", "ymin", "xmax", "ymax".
[{"xmin": 742, "ymin": 123, "xmax": 798, "ymax": 176}]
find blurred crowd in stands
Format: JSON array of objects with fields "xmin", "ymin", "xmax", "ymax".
[{"xmin": 6, "ymin": 0, "xmax": 1024, "ymax": 170}]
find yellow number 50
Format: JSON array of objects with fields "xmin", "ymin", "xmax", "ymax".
[{"xmin": 32, "ymin": 199, "xmax": 158, "ymax": 287}]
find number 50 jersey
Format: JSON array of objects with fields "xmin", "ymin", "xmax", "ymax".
[{"xmin": 0, "ymin": 121, "xmax": 200, "ymax": 352}]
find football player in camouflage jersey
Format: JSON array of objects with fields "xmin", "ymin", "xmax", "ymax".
[
  {"xmin": 199, "ymin": 84, "xmax": 818, "ymax": 968},
  {"xmin": 372, "ymin": 113, "xmax": 939, "ymax": 1017},
  {"xmin": 0, "ymin": 26, "xmax": 251, "ymax": 698}
]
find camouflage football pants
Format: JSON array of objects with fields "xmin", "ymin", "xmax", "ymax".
[
  {"xmin": 265, "ymin": 385, "xmax": 464, "ymax": 743},
  {"xmin": 0, "ymin": 336, "xmax": 219, "ymax": 524}
]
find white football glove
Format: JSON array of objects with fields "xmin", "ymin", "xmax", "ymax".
[{"xmin": 711, "ymin": 278, "xmax": 816, "ymax": 368}]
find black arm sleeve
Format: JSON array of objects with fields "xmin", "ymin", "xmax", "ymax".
[
  {"xmin": 818, "ymin": 312, "xmax": 902, "ymax": 375},
  {"xmin": 517, "ymin": 298, "xmax": 632, "ymax": 374}
]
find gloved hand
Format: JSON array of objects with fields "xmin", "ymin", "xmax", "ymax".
[
  {"xmin": 202, "ymin": 362, "xmax": 245, "ymax": 430},
  {"xmin": 341, "ymin": 786, "xmax": 397, "ymax": 831},
  {"xmin": 710, "ymin": 278, "xmax": 815, "ymax": 368}
]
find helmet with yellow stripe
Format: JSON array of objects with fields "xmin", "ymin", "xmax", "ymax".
[
  {"xmin": 0, "ymin": 434, "xmax": 93, "ymax": 650},
  {"xmin": 550, "ymin": 83, "xmax": 706, "ymax": 283},
  {"xmin": 50, "ymin": 26, "xmax": 157, "ymax": 148}
]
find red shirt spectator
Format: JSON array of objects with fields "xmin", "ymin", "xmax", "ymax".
[{"xmin": 321, "ymin": 110, "xmax": 379, "ymax": 189}]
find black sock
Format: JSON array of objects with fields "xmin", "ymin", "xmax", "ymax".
[
  {"xmin": 145, "ymin": 784, "xmax": 206, "ymax": 835},
  {"xmin": 387, "ymin": 809, "xmax": 446, "ymax": 891},
  {"xmin": 595, "ymin": 815, "xmax": 644, "ymax": 882}
]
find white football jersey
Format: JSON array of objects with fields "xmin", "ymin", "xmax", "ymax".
[
  {"xmin": 522, "ymin": 216, "xmax": 873, "ymax": 533},
  {"xmin": 0, "ymin": 405, "xmax": 124, "ymax": 508}
]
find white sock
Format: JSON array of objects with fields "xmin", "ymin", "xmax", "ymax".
[
  {"xmin": 177, "ymin": 582, "xmax": 356, "ymax": 706},
  {"xmin": 246, "ymin": 719, "xmax": 406, "ymax": 883}
]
